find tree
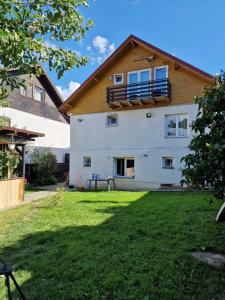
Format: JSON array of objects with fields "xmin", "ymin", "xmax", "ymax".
[
  {"xmin": 181, "ymin": 72, "xmax": 225, "ymax": 200},
  {"xmin": 32, "ymin": 148, "xmax": 57, "ymax": 185},
  {"xmin": 0, "ymin": 0, "xmax": 93, "ymax": 106}
]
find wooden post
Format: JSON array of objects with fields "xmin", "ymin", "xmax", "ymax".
[{"xmin": 22, "ymin": 145, "xmax": 25, "ymax": 178}]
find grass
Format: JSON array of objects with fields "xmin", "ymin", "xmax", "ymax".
[{"xmin": 0, "ymin": 191, "xmax": 225, "ymax": 299}]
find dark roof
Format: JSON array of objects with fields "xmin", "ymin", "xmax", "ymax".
[
  {"xmin": 38, "ymin": 67, "xmax": 69, "ymax": 123},
  {"xmin": 9, "ymin": 66, "xmax": 70, "ymax": 123},
  {"xmin": 9, "ymin": 91, "xmax": 67, "ymax": 123},
  {"xmin": 61, "ymin": 34, "xmax": 213, "ymax": 112}
]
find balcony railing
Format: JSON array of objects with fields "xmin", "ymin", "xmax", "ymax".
[{"xmin": 106, "ymin": 78, "xmax": 170, "ymax": 107}]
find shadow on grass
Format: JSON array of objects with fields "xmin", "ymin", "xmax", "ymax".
[
  {"xmin": 78, "ymin": 200, "xmax": 132, "ymax": 204},
  {"xmin": 0, "ymin": 192, "xmax": 225, "ymax": 299}
]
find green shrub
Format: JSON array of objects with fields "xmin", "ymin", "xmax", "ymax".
[
  {"xmin": 32, "ymin": 148, "xmax": 57, "ymax": 186},
  {"xmin": 49, "ymin": 187, "xmax": 64, "ymax": 207},
  {"xmin": 0, "ymin": 150, "xmax": 20, "ymax": 179}
]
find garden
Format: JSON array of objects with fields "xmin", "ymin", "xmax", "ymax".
[{"xmin": 0, "ymin": 191, "xmax": 224, "ymax": 299}]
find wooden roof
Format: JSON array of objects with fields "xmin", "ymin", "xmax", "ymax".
[
  {"xmin": 60, "ymin": 35, "xmax": 213, "ymax": 113},
  {"xmin": 0, "ymin": 126, "xmax": 44, "ymax": 141}
]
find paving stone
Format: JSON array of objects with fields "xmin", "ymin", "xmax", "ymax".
[
  {"xmin": 24, "ymin": 191, "xmax": 55, "ymax": 202},
  {"xmin": 192, "ymin": 251, "xmax": 225, "ymax": 269}
]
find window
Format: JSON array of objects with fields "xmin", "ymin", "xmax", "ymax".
[
  {"xmin": 127, "ymin": 69, "xmax": 151, "ymax": 99},
  {"xmin": 114, "ymin": 158, "xmax": 135, "ymax": 178},
  {"xmin": 20, "ymin": 86, "xmax": 27, "ymax": 96},
  {"xmin": 114, "ymin": 73, "xmax": 124, "ymax": 85},
  {"xmin": 106, "ymin": 114, "xmax": 118, "ymax": 127},
  {"xmin": 83, "ymin": 157, "xmax": 91, "ymax": 167},
  {"xmin": 162, "ymin": 157, "xmax": 174, "ymax": 169},
  {"xmin": 128, "ymin": 69, "xmax": 150, "ymax": 84},
  {"xmin": 34, "ymin": 86, "xmax": 45, "ymax": 102},
  {"xmin": 154, "ymin": 66, "xmax": 168, "ymax": 96},
  {"xmin": 154, "ymin": 66, "xmax": 168, "ymax": 81},
  {"xmin": 165, "ymin": 114, "xmax": 188, "ymax": 137}
]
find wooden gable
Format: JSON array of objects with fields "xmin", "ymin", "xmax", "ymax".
[{"xmin": 61, "ymin": 35, "xmax": 213, "ymax": 115}]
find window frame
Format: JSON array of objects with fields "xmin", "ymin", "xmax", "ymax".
[
  {"xmin": 106, "ymin": 114, "xmax": 119, "ymax": 127},
  {"xmin": 34, "ymin": 86, "xmax": 45, "ymax": 102},
  {"xmin": 83, "ymin": 156, "xmax": 91, "ymax": 167},
  {"xmin": 154, "ymin": 65, "xmax": 168, "ymax": 80},
  {"xmin": 165, "ymin": 113, "xmax": 188, "ymax": 138},
  {"xmin": 114, "ymin": 157, "xmax": 135, "ymax": 178},
  {"xmin": 114, "ymin": 73, "xmax": 124, "ymax": 85},
  {"xmin": 20, "ymin": 86, "xmax": 27, "ymax": 96},
  {"xmin": 162, "ymin": 157, "xmax": 174, "ymax": 169},
  {"xmin": 127, "ymin": 68, "xmax": 151, "ymax": 84}
]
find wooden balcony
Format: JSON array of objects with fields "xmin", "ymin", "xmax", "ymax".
[{"xmin": 106, "ymin": 78, "xmax": 170, "ymax": 108}]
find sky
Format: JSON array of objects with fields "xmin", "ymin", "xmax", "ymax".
[{"xmin": 49, "ymin": 0, "xmax": 225, "ymax": 100}]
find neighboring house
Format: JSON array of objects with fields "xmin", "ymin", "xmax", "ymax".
[
  {"xmin": 0, "ymin": 68, "xmax": 70, "ymax": 164},
  {"xmin": 61, "ymin": 35, "xmax": 213, "ymax": 190}
]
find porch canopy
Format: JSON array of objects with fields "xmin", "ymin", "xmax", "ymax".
[
  {"xmin": 0, "ymin": 126, "xmax": 44, "ymax": 143},
  {"xmin": 0, "ymin": 126, "xmax": 45, "ymax": 177}
]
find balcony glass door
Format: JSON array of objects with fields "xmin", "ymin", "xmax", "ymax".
[
  {"xmin": 154, "ymin": 66, "xmax": 168, "ymax": 96},
  {"xmin": 128, "ymin": 69, "xmax": 150, "ymax": 99}
]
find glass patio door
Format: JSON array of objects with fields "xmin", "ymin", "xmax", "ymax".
[
  {"xmin": 154, "ymin": 66, "xmax": 168, "ymax": 96},
  {"xmin": 128, "ymin": 69, "xmax": 150, "ymax": 99}
]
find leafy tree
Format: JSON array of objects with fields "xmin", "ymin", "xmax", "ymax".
[
  {"xmin": 181, "ymin": 72, "xmax": 225, "ymax": 200},
  {"xmin": 32, "ymin": 148, "xmax": 57, "ymax": 185},
  {"xmin": 0, "ymin": 0, "xmax": 93, "ymax": 105}
]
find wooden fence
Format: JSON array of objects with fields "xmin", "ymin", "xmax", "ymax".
[{"xmin": 0, "ymin": 178, "xmax": 25, "ymax": 211}]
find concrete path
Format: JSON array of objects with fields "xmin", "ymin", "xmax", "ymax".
[
  {"xmin": 24, "ymin": 190, "xmax": 55, "ymax": 202},
  {"xmin": 34, "ymin": 182, "xmax": 67, "ymax": 191}
]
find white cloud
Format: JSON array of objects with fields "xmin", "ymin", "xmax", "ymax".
[
  {"xmin": 86, "ymin": 45, "xmax": 92, "ymax": 52},
  {"xmin": 109, "ymin": 43, "xmax": 115, "ymax": 54},
  {"xmin": 93, "ymin": 36, "xmax": 109, "ymax": 54},
  {"xmin": 88, "ymin": 36, "xmax": 116, "ymax": 65},
  {"xmin": 56, "ymin": 81, "xmax": 80, "ymax": 100}
]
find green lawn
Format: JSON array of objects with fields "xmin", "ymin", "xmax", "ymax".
[{"xmin": 0, "ymin": 191, "xmax": 225, "ymax": 299}]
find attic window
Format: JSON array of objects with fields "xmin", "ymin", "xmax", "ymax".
[
  {"xmin": 34, "ymin": 86, "xmax": 45, "ymax": 102},
  {"xmin": 114, "ymin": 73, "xmax": 124, "ymax": 85},
  {"xmin": 20, "ymin": 86, "xmax": 27, "ymax": 96}
]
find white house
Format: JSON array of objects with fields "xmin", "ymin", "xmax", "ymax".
[
  {"xmin": 0, "ymin": 68, "xmax": 70, "ymax": 164},
  {"xmin": 61, "ymin": 35, "xmax": 213, "ymax": 190}
]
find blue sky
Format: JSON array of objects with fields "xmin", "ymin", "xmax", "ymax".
[{"xmin": 50, "ymin": 0, "xmax": 225, "ymax": 99}]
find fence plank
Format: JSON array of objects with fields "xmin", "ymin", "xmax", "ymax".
[{"xmin": 0, "ymin": 178, "xmax": 25, "ymax": 210}]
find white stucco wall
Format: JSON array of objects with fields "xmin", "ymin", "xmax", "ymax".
[
  {"xmin": 70, "ymin": 103, "xmax": 198, "ymax": 189},
  {"xmin": 0, "ymin": 107, "xmax": 70, "ymax": 163}
]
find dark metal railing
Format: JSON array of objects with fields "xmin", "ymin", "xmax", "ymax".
[{"xmin": 107, "ymin": 78, "xmax": 170, "ymax": 103}]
